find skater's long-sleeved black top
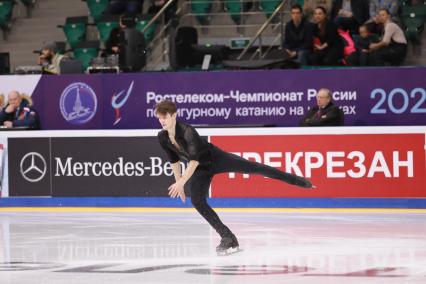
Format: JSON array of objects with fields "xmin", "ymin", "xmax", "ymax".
[{"xmin": 158, "ymin": 121, "xmax": 212, "ymax": 164}]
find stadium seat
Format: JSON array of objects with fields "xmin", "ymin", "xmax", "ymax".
[
  {"xmin": 73, "ymin": 41, "xmax": 100, "ymax": 70},
  {"xmin": 135, "ymin": 14, "xmax": 157, "ymax": 44},
  {"xmin": 96, "ymin": 15, "xmax": 119, "ymax": 44},
  {"xmin": 401, "ymin": 3, "xmax": 426, "ymax": 44},
  {"xmin": 0, "ymin": 0, "xmax": 15, "ymax": 39},
  {"xmin": 59, "ymin": 16, "xmax": 88, "ymax": 49},
  {"xmin": 260, "ymin": 0, "xmax": 281, "ymax": 18},
  {"xmin": 225, "ymin": 0, "xmax": 254, "ymax": 25},
  {"xmin": 85, "ymin": 0, "xmax": 109, "ymax": 22},
  {"xmin": 191, "ymin": 0, "xmax": 213, "ymax": 25}
]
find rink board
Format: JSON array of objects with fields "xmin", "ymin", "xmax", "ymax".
[{"xmin": 0, "ymin": 126, "xmax": 425, "ymax": 208}]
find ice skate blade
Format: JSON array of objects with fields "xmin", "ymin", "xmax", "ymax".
[{"xmin": 217, "ymin": 247, "xmax": 242, "ymax": 256}]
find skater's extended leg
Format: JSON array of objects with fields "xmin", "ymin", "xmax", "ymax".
[{"xmin": 211, "ymin": 146, "xmax": 312, "ymax": 188}]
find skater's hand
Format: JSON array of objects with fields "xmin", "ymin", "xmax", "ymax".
[{"xmin": 168, "ymin": 181, "xmax": 186, "ymax": 203}]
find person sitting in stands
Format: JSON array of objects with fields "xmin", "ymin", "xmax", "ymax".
[
  {"xmin": 283, "ymin": 4, "xmax": 313, "ymax": 65},
  {"xmin": 368, "ymin": 8, "xmax": 407, "ymax": 66},
  {"xmin": 308, "ymin": 6, "xmax": 344, "ymax": 66},
  {"xmin": 0, "ymin": 91, "xmax": 40, "ymax": 129},
  {"xmin": 37, "ymin": 42, "xmax": 66, "ymax": 74},
  {"xmin": 104, "ymin": 13, "xmax": 138, "ymax": 56},
  {"xmin": 356, "ymin": 24, "xmax": 379, "ymax": 66},
  {"xmin": 300, "ymin": 88, "xmax": 344, "ymax": 126},
  {"xmin": 366, "ymin": 0, "xmax": 398, "ymax": 34}
]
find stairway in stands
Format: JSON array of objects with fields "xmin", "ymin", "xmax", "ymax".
[{"xmin": 0, "ymin": 0, "xmax": 88, "ymax": 71}]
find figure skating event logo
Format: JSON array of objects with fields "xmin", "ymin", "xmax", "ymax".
[{"xmin": 60, "ymin": 82, "xmax": 98, "ymax": 125}]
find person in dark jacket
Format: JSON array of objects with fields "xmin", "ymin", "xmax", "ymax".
[
  {"xmin": 0, "ymin": 91, "xmax": 40, "ymax": 129},
  {"xmin": 283, "ymin": 4, "xmax": 314, "ymax": 65},
  {"xmin": 331, "ymin": 0, "xmax": 370, "ymax": 34},
  {"xmin": 300, "ymin": 88, "xmax": 344, "ymax": 126},
  {"xmin": 308, "ymin": 6, "xmax": 344, "ymax": 66},
  {"xmin": 356, "ymin": 24, "xmax": 379, "ymax": 66},
  {"xmin": 155, "ymin": 100, "xmax": 314, "ymax": 256},
  {"xmin": 104, "ymin": 13, "xmax": 137, "ymax": 57}
]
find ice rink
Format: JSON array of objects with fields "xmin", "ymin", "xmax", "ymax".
[{"xmin": 1, "ymin": 209, "xmax": 425, "ymax": 283}]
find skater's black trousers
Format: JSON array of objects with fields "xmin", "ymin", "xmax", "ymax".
[{"xmin": 186, "ymin": 145, "xmax": 300, "ymax": 238}]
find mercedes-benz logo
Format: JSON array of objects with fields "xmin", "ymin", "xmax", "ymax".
[{"xmin": 20, "ymin": 152, "xmax": 47, "ymax": 183}]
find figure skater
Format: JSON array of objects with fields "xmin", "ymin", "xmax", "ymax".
[{"xmin": 155, "ymin": 100, "xmax": 314, "ymax": 255}]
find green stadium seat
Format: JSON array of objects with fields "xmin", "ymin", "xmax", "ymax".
[
  {"xmin": 96, "ymin": 15, "xmax": 119, "ymax": 44},
  {"xmin": 85, "ymin": 0, "xmax": 109, "ymax": 22},
  {"xmin": 260, "ymin": 0, "xmax": 281, "ymax": 18},
  {"xmin": 135, "ymin": 14, "xmax": 157, "ymax": 44},
  {"xmin": 59, "ymin": 16, "xmax": 88, "ymax": 49},
  {"xmin": 73, "ymin": 41, "xmax": 100, "ymax": 70},
  {"xmin": 401, "ymin": 4, "xmax": 426, "ymax": 44},
  {"xmin": 0, "ymin": 0, "xmax": 14, "ymax": 28},
  {"xmin": 191, "ymin": 0, "xmax": 213, "ymax": 25},
  {"xmin": 224, "ymin": 0, "xmax": 253, "ymax": 25}
]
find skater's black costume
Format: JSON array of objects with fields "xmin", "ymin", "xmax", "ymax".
[{"xmin": 158, "ymin": 121, "xmax": 312, "ymax": 250}]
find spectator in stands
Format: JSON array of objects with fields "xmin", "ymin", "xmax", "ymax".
[
  {"xmin": 304, "ymin": 0, "xmax": 332, "ymax": 18},
  {"xmin": 37, "ymin": 42, "xmax": 66, "ymax": 74},
  {"xmin": 366, "ymin": 0, "xmax": 398, "ymax": 34},
  {"xmin": 106, "ymin": 0, "xmax": 143, "ymax": 15},
  {"xmin": 356, "ymin": 24, "xmax": 379, "ymax": 66},
  {"xmin": 104, "ymin": 13, "xmax": 137, "ymax": 56},
  {"xmin": 308, "ymin": 6, "xmax": 344, "ymax": 66},
  {"xmin": 283, "ymin": 4, "xmax": 313, "ymax": 65},
  {"xmin": 368, "ymin": 9, "xmax": 407, "ymax": 66},
  {"xmin": 299, "ymin": 88, "xmax": 344, "ymax": 126},
  {"xmin": 331, "ymin": 0, "xmax": 369, "ymax": 34},
  {"xmin": 0, "ymin": 91, "xmax": 40, "ymax": 129}
]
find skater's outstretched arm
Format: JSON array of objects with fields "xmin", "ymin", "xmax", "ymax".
[
  {"xmin": 171, "ymin": 162, "xmax": 182, "ymax": 182},
  {"xmin": 168, "ymin": 160, "xmax": 199, "ymax": 203}
]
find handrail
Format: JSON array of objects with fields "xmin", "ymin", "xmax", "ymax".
[
  {"xmin": 141, "ymin": 0, "xmax": 176, "ymax": 34},
  {"xmin": 236, "ymin": 0, "xmax": 287, "ymax": 60}
]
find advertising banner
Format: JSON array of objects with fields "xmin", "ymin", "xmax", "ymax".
[
  {"xmin": 7, "ymin": 137, "xmax": 175, "ymax": 197},
  {"xmin": 8, "ymin": 138, "xmax": 51, "ymax": 196},
  {"xmin": 210, "ymin": 133, "xmax": 426, "ymax": 198},
  {"xmin": 16, "ymin": 67, "xmax": 425, "ymax": 130},
  {"xmin": 6, "ymin": 129, "xmax": 426, "ymax": 198}
]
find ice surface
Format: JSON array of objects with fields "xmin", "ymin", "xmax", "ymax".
[{"xmin": 1, "ymin": 210, "xmax": 425, "ymax": 283}]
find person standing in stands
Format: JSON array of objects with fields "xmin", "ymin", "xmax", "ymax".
[
  {"xmin": 155, "ymin": 100, "xmax": 314, "ymax": 255},
  {"xmin": 300, "ymin": 88, "xmax": 344, "ymax": 126},
  {"xmin": 283, "ymin": 4, "xmax": 313, "ymax": 65},
  {"xmin": 37, "ymin": 42, "xmax": 66, "ymax": 74},
  {"xmin": 308, "ymin": 6, "xmax": 344, "ymax": 66},
  {"xmin": 368, "ymin": 8, "xmax": 407, "ymax": 66},
  {"xmin": 0, "ymin": 91, "xmax": 40, "ymax": 129}
]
